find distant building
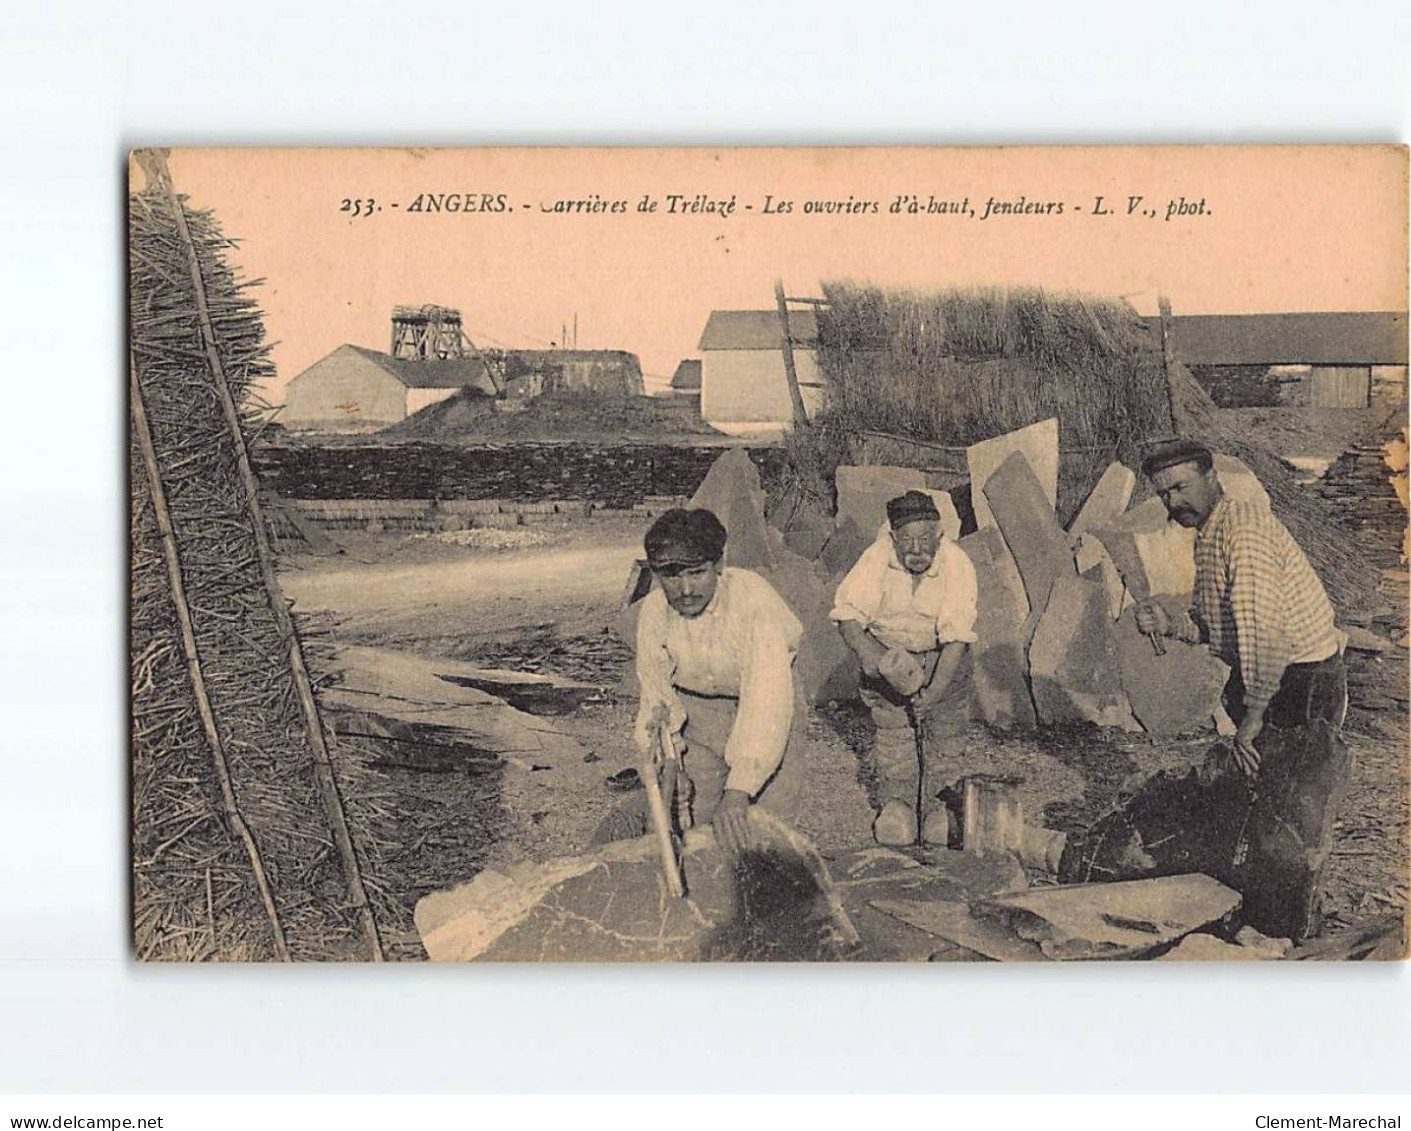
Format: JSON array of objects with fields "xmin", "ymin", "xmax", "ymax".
[
  {"xmin": 1153, "ymin": 312, "xmax": 1408, "ymax": 409},
  {"xmin": 500, "ymin": 349, "xmax": 645, "ymax": 398},
  {"xmin": 282, "ymin": 344, "xmax": 496, "ymax": 433},
  {"xmin": 697, "ymin": 309, "xmax": 824, "ymax": 434},
  {"xmin": 669, "ymin": 358, "xmax": 702, "ymax": 395}
]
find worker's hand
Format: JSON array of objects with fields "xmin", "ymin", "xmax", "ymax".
[
  {"xmin": 635, "ymin": 705, "xmax": 671, "ymax": 755},
  {"xmin": 879, "ymin": 648, "xmax": 925, "ymax": 697},
  {"xmin": 1133, "ymin": 600, "xmax": 1171, "ymax": 638},
  {"xmin": 1234, "ymin": 704, "xmax": 1267, "ymax": 777},
  {"xmin": 712, "ymin": 789, "xmax": 754, "ymax": 856},
  {"xmin": 911, "ymin": 672, "xmax": 951, "ymax": 714}
]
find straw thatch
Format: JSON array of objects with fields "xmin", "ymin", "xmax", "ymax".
[
  {"xmin": 130, "ymin": 187, "xmax": 391, "ymax": 960},
  {"xmin": 813, "ymin": 282, "xmax": 1174, "ymax": 522},
  {"xmin": 803, "ymin": 281, "xmax": 1380, "ymax": 617},
  {"xmin": 131, "ymin": 182, "xmax": 519, "ymax": 960}
]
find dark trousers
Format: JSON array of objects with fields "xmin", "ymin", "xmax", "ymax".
[{"xmin": 1223, "ymin": 651, "xmax": 1348, "ymax": 739}]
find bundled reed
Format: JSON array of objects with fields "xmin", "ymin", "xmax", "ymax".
[
  {"xmin": 808, "ymin": 281, "xmax": 1380, "ymax": 616},
  {"xmin": 130, "ymin": 180, "xmax": 381, "ymax": 960},
  {"xmin": 813, "ymin": 282, "xmax": 1173, "ymax": 521}
]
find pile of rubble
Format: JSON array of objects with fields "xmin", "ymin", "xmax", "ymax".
[{"xmin": 624, "ymin": 417, "xmax": 1299, "ymax": 739}]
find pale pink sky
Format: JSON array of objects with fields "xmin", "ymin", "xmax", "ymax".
[{"xmin": 151, "ymin": 147, "xmax": 1407, "ymax": 400}]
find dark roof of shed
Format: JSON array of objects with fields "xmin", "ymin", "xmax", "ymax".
[
  {"xmin": 342, "ymin": 344, "xmax": 496, "ymax": 392},
  {"xmin": 671, "ymin": 359, "xmax": 702, "ymax": 390},
  {"xmin": 698, "ymin": 309, "xmax": 819, "ymax": 351},
  {"xmin": 1147, "ymin": 312, "xmax": 1407, "ymax": 367},
  {"xmin": 507, "ymin": 349, "xmax": 641, "ymax": 366}
]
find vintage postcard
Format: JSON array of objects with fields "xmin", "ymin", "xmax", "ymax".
[{"xmin": 128, "ymin": 146, "xmax": 1408, "ymax": 963}]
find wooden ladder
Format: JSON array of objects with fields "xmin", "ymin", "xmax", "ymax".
[{"xmin": 773, "ymin": 279, "xmax": 828, "ymax": 431}]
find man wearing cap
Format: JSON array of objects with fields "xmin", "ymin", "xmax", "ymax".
[
  {"xmin": 1134, "ymin": 439, "xmax": 1346, "ymax": 775},
  {"xmin": 632, "ymin": 507, "xmax": 806, "ymax": 854},
  {"xmin": 830, "ymin": 490, "xmax": 979, "ymax": 846}
]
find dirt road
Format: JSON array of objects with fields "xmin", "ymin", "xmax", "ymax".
[{"xmin": 283, "ymin": 537, "xmax": 640, "ymax": 641}]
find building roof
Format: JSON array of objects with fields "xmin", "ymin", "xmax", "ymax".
[
  {"xmin": 507, "ymin": 349, "xmax": 641, "ymax": 365},
  {"xmin": 1146, "ymin": 312, "xmax": 1408, "ymax": 367},
  {"xmin": 671, "ymin": 359, "xmax": 702, "ymax": 390},
  {"xmin": 342, "ymin": 344, "xmax": 496, "ymax": 392},
  {"xmin": 698, "ymin": 309, "xmax": 819, "ymax": 352}
]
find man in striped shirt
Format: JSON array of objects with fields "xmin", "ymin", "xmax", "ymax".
[{"xmin": 1134, "ymin": 439, "xmax": 1346, "ymax": 776}]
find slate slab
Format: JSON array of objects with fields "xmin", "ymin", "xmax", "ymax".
[
  {"xmin": 416, "ymin": 810, "xmax": 860, "ymax": 962},
  {"xmin": 1214, "ymin": 453, "xmax": 1271, "ymax": 509},
  {"xmin": 957, "ymin": 528, "xmax": 1037, "ymax": 729},
  {"xmin": 870, "ymin": 899, "xmax": 1049, "ymax": 962},
  {"xmin": 834, "ymin": 465, "xmax": 926, "ymax": 534},
  {"xmin": 1074, "ymin": 533, "xmax": 1128, "ymax": 621},
  {"xmin": 1113, "ymin": 608, "xmax": 1227, "ymax": 736},
  {"xmin": 975, "ymin": 874, "xmax": 1241, "ymax": 960},
  {"xmin": 829, "ymin": 845, "xmax": 1029, "ymax": 961},
  {"xmin": 967, "ymin": 418, "xmax": 1059, "ymax": 530},
  {"xmin": 982, "ymin": 449, "xmax": 1075, "ymax": 614},
  {"xmin": 1028, "ymin": 574, "xmax": 1137, "ymax": 729},
  {"xmin": 1069, "ymin": 461, "xmax": 1137, "ymax": 537},
  {"xmin": 1098, "ymin": 498, "xmax": 1195, "ymax": 599},
  {"xmin": 326, "ymin": 645, "xmax": 584, "ymax": 763},
  {"xmin": 817, "ymin": 516, "xmax": 872, "ymax": 578},
  {"xmin": 689, "ymin": 448, "xmax": 775, "ymax": 570}
]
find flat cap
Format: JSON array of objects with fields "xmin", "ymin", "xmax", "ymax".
[
  {"xmin": 1140, "ymin": 438, "xmax": 1214, "ymax": 478},
  {"xmin": 643, "ymin": 507, "xmax": 727, "ymax": 568},
  {"xmin": 886, "ymin": 489, "xmax": 941, "ymax": 530}
]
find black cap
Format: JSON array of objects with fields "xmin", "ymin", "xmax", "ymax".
[
  {"xmin": 644, "ymin": 508, "xmax": 727, "ymax": 569},
  {"xmin": 1141, "ymin": 438, "xmax": 1214, "ymax": 478},
  {"xmin": 886, "ymin": 490, "xmax": 941, "ymax": 530}
]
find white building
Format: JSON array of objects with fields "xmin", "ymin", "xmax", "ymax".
[
  {"xmin": 697, "ymin": 309, "xmax": 825, "ymax": 436},
  {"xmin": 281, "ymin": 344, "xmax": 496, "ymax": 433}
]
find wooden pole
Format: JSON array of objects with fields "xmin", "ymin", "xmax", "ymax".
[
  {"xmin": 131, "ymin": 359, "xmax": 290, "ymax": 961},
  {"xmin": 649, "ymin": 726, "xmax": 687, "ymax": 897},
  {"xmin": 1157, "ymin": 294, "xmax": 1186, "ymax": 437},
  {"xmin": 150, "ymin": 153, "xmax": 385, "ymax": 960},
  {"xmin": 460, "ymin": 327, "xmax": 505, "ymax": 397},
  {"xmin": 774, "ymin": 279, "xmax": 811, "ymax": 432}
]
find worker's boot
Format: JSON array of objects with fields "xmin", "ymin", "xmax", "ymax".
[
  {"xmin": 873, "ymin": 799, "xmax": 917, "ymax": 847},
  {"xmin": 920, "ymin": 807, "xmax": 952, "ymax": 848}
]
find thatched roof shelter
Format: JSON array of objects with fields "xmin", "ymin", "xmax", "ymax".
[{"xmin": 799, "ymin": 281, "xmax": 1380, "ymax": 617}]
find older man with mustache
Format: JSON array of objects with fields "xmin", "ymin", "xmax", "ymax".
[{"xmin": 831, "ymin": 490, "xmax": 978, "ymax": 847}]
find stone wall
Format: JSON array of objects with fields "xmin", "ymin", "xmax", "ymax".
[{"xmin": 254, "ymin": 441, "xmax": 786, "ymax": 506}]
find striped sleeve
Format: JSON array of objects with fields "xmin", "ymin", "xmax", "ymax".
[{"xmin": 1222, "ymin": 516, "xmax": 1293, "ymax": 708}]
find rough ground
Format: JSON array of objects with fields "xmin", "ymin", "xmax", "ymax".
[
  {"xmin": 284, "ymin": 467, "xmax": 1408, "ymax": 949},
  {"xmin": 1215, "ymin": 406, "xmax": 1394, "ymax": 461}
]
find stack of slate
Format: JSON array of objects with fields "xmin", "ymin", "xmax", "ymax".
[{"xmin": 619, "ymin": 418, "xmax": 1282, "ymax": 741}]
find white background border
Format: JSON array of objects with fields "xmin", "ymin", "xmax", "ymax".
[{"xmin": 1, "ymin": 0, "xmax": 1408, "ymax": 1095}]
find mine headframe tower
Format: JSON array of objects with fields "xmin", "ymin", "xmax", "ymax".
[
  {"xmin": 389, "ymin": 304, "xmax": 469, "ymax": 360},
  {"xmin": 389, "ymin": 303, "xmax": 505, "ymax": 395}
]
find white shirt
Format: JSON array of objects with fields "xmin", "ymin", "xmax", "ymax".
[
  {"xmin": 829, "ymin": 525, "xmax": 979, "ymax": 652},
  {"xmin": 634, "ymin": 567, "xmax": 802, "ymax": 797}
]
